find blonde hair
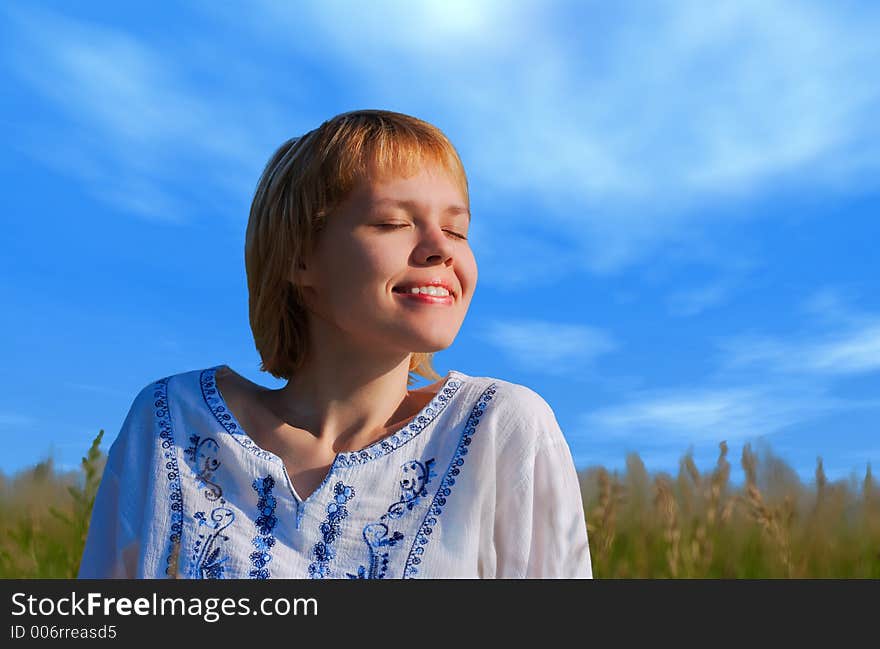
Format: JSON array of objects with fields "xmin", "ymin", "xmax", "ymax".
[{"xmin": 245, "ymin": 109, "xmax": 469, "ymax": 386}]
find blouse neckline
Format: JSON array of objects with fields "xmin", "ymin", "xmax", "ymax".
[{"xmin": 199, "ymin": 365, "xmax": 467, "ymax": 505}]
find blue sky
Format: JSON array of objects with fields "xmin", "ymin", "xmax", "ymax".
[{"xmin": 2, "ymin": 0, "xmax": 879, "ymax": 486}]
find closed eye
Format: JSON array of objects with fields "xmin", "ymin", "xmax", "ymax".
[{"xmin": 375, "ymin": 224, "xmax": 468, "ymax": 240}]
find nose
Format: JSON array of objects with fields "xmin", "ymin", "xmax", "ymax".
[{"xmin": 414, "ymin": 223, "xmax": 455, "ymax": 265}]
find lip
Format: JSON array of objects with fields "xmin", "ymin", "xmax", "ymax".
[
  {"xmin": 393, "ymin": 291, "xmax": 454, "ymax": 306},
  {"xmin": 393, "ymin": 278, "xmax": 456, "ymax": 296}
]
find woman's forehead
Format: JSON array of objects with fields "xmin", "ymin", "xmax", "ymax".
[
  {"xmin": 363, "ymin": 198, "xmax": 471, "ymax": 226},
  {"xmin": 356, "ymin": 165, "xmax": 467, "ymax": 203}
]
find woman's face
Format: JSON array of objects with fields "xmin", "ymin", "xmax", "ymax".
[{"xmin": 294, "ymin": 163, "xmax": 477, "ymax": 356}]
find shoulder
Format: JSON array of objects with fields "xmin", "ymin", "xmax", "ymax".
[
  {"xmin": 455, "ymin": 372, "xmax": 564, "ymax": 452},
  {"xmin": 108, "ymin": 365, "xmax": 219, "ymax": 458},
  {"xmin": 124, "ymin": 366, "xmax": 213, "ymax": 419},
  {"xmin": 137, "ymin": 364, "xmax": 225, "ymax": 404},
  {"xmin": 458, "ymin": 372, "xmax": 557, "ymax": 422}
]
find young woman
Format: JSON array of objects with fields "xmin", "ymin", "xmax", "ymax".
[{"xmin": 78, "ymin": 109, "xmax": 592, "ymax": 579}]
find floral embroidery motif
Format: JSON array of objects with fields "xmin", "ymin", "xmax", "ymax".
[
  {"xmin": 184, "ymin": 435, "xmax": 223, "ymax": 501},
  {"xmin": 335, "ymin": 378, "xmax": 463, "ymax": 468},
  {"xmin": 403, "ymin": 383, "xmax": 497, "ymax": 578},
  {"xmin": 154, "ymin": 377, "xmax": 184, "ymax": 578},
  {"xmin": 200, "ymin": 368, "xmax": 275, "ymax": 462},
  {"xmin": 309, "ymin": 482, "xmax": 356, "ymax": 579},
  {"xmin": 250, "ymin": 475, "xmax": 278, "ymax": 579},
  {"xmin": 348, "ymin": 458, "xmax": 437, "ymax": 579},
  {"xmin": 389, "ymin": 458, "xmax": 438, "ymax": 519},
  {"xmin": 188, "ymin": 507, "xmax": 235, "ymax": 579},
  {"xmin": 182, "ymin": 426, "xmax": 233, "ymax": 578}
]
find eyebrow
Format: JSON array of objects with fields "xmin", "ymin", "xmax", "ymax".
[{"xmin": 372, "ymin": 198, "xmax": 471, "ymax": 222}]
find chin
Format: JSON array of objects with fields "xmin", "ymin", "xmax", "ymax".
[
  {"xmin": 409, "ymin": 336, "xmax": 455, "ymax": 353},
  {"xmin": 380, "ymin": 322, "xmax": 460, "ymax": 352}
]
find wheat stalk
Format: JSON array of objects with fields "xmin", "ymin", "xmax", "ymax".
[
  {"xmin": 587, "ymin": 468, "xmax": 624, "ymax": 567},
  {"xmin": 739, "ymin": 443, "xmax": 794, "ymax": 577},
  {"xmin": 654, "ymin": 476, "xmax": 681, "ymax": 577}
]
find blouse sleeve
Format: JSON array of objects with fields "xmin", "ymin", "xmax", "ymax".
[
  {"xmin": 78, "ymin": 383, "xmax": 154, "ymax": 579},
  {"xmin": 493, "ymin": 389, "xmax": 593, "ymax": 579}
]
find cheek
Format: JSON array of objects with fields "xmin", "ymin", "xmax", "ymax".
[
  {"xmin": 359, "ymin": 239, "xmax": 405, "ymax": 279},
  {"xmin": 322, "ymin": 241, "xmax": 393, "ymax": 300},
  {"xmin": 459, "ymin": 250, "xmax": 478, "ymax": 291},
  {"xmin": 321, "ymin": 234, "xmax": 374, "ymax": 274}
]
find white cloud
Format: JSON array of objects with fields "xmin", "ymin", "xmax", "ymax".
[
  {"xmin": 667, "ymin": 280, "xmax": 733, "ymax": 317},
  {"xmin": 3, "ymin": 5, "xmax": 276, "ymax": 222},
  {"xmin": 804, "ymin": 325, "xmax": 880, "ymax": 375},
  {"xmin": 476, "ymin": 318, "xmax": 617, "ymax": 374},
  {"xmin": 576, "ymin": 290, "xmax": 880, "ymax": 476},
  {"xmin": 580, "ymin": 381, "xmax": 876, "ymax": 444},
  {"xmin": 717, "ymin": 319, "xmax": 880, "ymax": 377},
  {"xmin": 799, "ymin": 285, "xmax": 874, "ymax": 329}
]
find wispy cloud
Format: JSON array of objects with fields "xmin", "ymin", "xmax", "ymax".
[
  {"xmin": 576, "ymin": 289, "xmax": 880, "ymax": 479},
  {"xmin": 799, "ymin": 285, "xmax": 875, "ymax": 329},
  {"xmin": 579, "ymin": 382, "xmax": 869, "ymax": 444},
  {"xmin": 476, "ymin": 318, "xmax": 617, "ymax": 374},
  {"xmin": 716, "ymin": 316, "xmax": 880, "ymax": 377},
  {"xmin": 2, "ymin": 5, "xmax": 276, "ymax": 222},
  {"xmin": 667, "ymin": 280, "xmax": 734, "ymax": 317}
]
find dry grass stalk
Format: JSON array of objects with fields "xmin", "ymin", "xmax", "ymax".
[
  {"xmin": 690, "ymin": 441, "xmax": 732, "ymax": 573},
  {"xmin": 815, "ymin": 457, "xmax": 827, "ymax": 507},
  {"xmin": 684, "ymin": 454, "xmax": 701, "ymax": 490},
  {"xmin": 706, "ymin": 442, "xmax": 731, "ymax": 524},
  {"xmin": 587, "ymin": 468, "xmax": 624, "ymax": 564},
  {"xmin": 654, "ymin": 476, "xmax": 681, "ymax": 577},
  {"xmin": 739, "ymin": 443, "xmax": 794, "ymax": 576}
]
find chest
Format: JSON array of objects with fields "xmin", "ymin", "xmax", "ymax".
[
  {"xmin": 273, "ymin": 449, "xmax": 336, "ymax": 503},
  {"xmin": 172, "ymin": 434, "xmax": 485, "ymax": 579}
]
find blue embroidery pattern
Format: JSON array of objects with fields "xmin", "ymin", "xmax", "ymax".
[
  {"xmin": 154, "ymin": 377, "xmax": 184, "ymax": 578},
  {"xmin": 200, "ymin": 368, "xmax": 275, "ymax": 462},
  {"xmin": 309, "ymin": 482, "xmax": 356, "ymax": 579},
  {"xmin": 250, "ymin": 475, "xmax": 278, "ymax": 579},
  {"xmin": 188, "ymin": 507, "xmax": 235, "ymax": 579},
  {"xmin": 335, "ymin": 378, "xmax": 464, "ymax": 468},
  {"xmin": 182, "ymin": 431, "xmax": 233, "ymax": 579},
  {"xmin": 403, "ymin": 383, "xmax": 498, "ymax": 578},
  {"xmin": 348, "ymin": 458, "xmax": 437, "ymax": 579},
  {"xmin": 184, "ymin": 435, "xmax": 223, "ymax": 501}
]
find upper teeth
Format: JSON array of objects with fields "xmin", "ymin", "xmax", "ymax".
[{"xmin": 405, "ymin": 286, "xmax": 451, "ymax": 296}]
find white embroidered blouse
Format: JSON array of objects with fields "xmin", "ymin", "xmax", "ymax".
[{"xmin": 78, "ymin": 365, "xmax": 592, "ymax": 579}]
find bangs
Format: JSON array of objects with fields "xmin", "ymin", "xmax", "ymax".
[{"xmin": 320, "ymin": 110, "xmax": 469, "ymax": 207}]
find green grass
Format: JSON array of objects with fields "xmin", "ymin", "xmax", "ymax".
[
  {"xmin": 0, "ymin": 431, "xmax": 105, "ymax": 578},
  {"xmin": 579, "ymin": 442, "xmax": 880, "ymax": 578},
  {"xmin": 1, "ymin": 433, "xmax": 877, "ymax": 577}
]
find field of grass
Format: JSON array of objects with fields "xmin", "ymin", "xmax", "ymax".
[
  {"xmin": 1, "ymin": 431, "xmax": 106, "ymax": 578},
  {"xmin": 1, "ymin": 433, "xmax": 878, "ymax": 578}
]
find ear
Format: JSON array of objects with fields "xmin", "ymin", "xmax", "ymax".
[{"xmin": 289, "ymin": 258, "xmax": 312, "ymax": 287}]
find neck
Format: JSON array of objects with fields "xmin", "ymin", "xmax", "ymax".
[{"xmin": 265, "ymin": 351, "xmax": 433, "ymax": 454}]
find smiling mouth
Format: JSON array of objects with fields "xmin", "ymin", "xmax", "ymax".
[
  {"xmin": 392, "ymin": 289, "xmax": 454, "ymax": 305},
  {"xmin": 391, "ymin": 286, "xmax": 455, "ymax": 297}
]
